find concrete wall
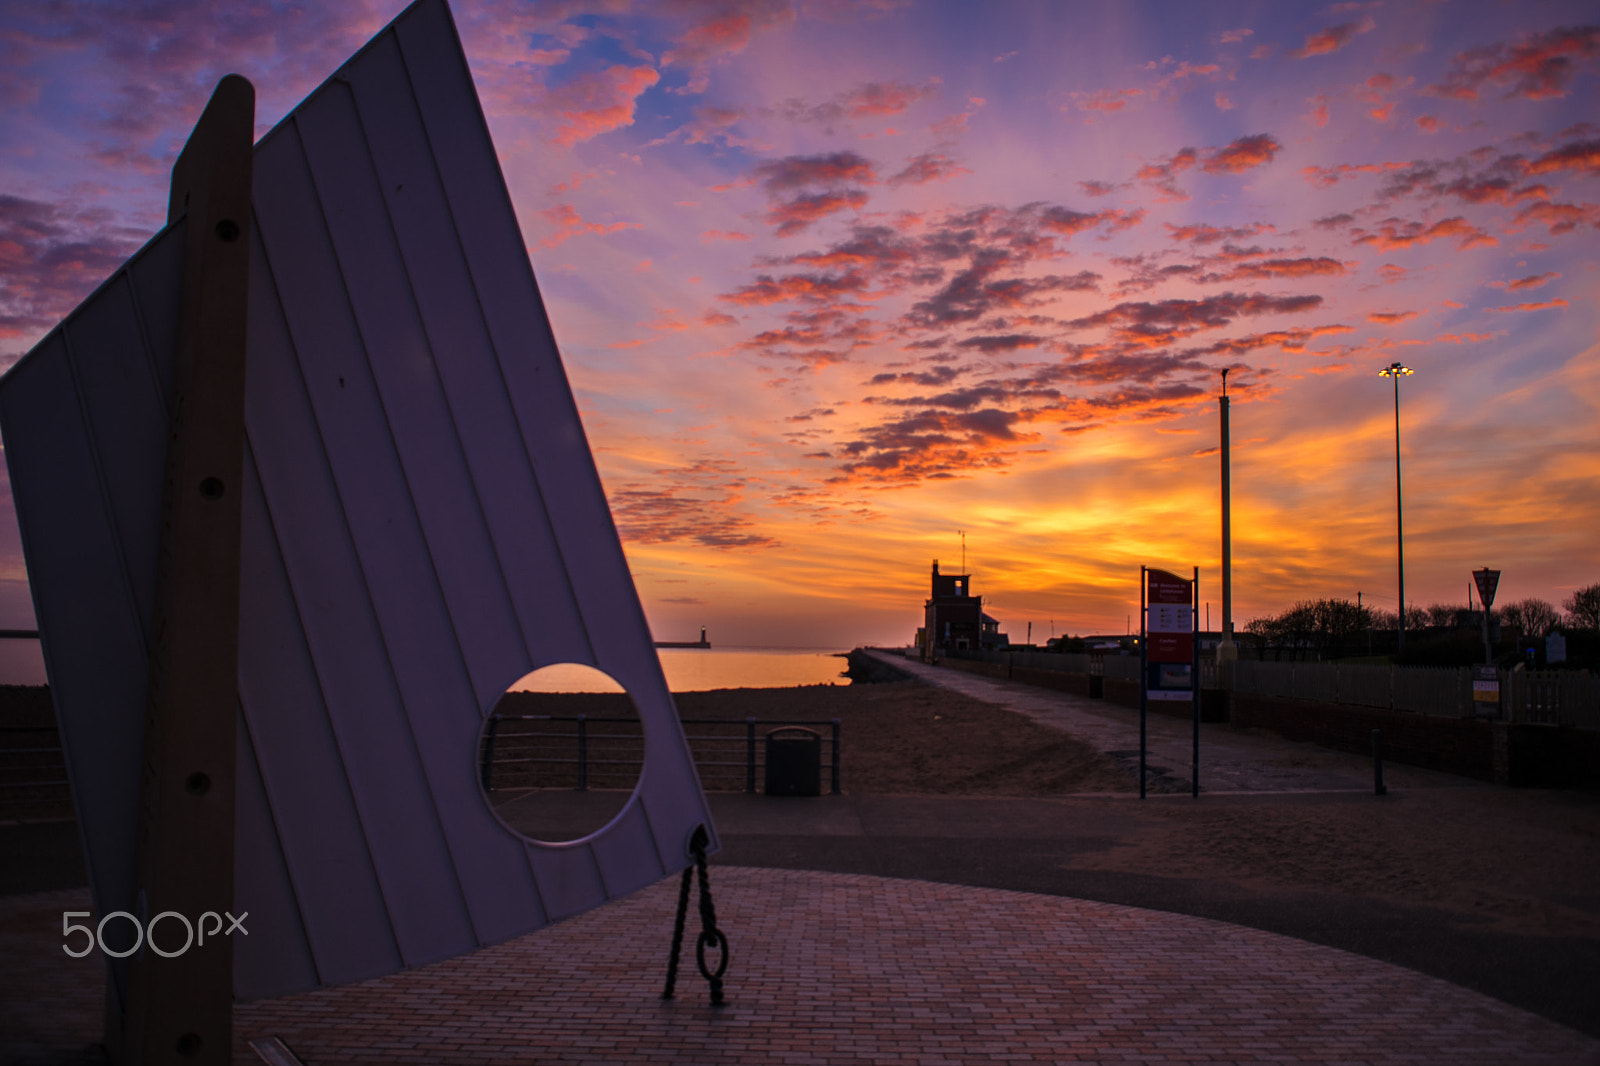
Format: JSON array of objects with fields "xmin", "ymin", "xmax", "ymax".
[
  {"xmin": 1230, "ymin": 692, "xmax": 1495, "ymax": 781},
  {"xmin": 928, "ymin": 656, "xmax": 1598, "ymax": 790}
]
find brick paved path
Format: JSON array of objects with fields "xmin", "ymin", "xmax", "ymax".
[{"xmin": 11, "ymin": 868, "xmax": 1596, "ymax": 1065}]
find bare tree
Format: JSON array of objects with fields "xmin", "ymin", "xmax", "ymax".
[
  {"xmin": 1565, "ymin": 583, "xmax": 1600, "ymax": 630},
  {"xmin": 1500, "ymin": 597, "xmax": 1561, "ymax": 638},
  {"xmin": 1425, "ymin": 602, "xmax": 1464, "ymax": 627}
]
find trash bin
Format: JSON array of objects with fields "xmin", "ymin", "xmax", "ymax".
[{"xmin": 764, "ymin": 727, "xmax": 822, "ymax": 796}]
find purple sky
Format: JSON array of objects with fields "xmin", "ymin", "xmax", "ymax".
[{"xmin": 1, "ymin": 0, "xmax": 1597, "ymax": 672}]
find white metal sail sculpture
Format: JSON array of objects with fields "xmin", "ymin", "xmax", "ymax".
[{"xmin": 0, "ymin": 0, "xmax": 715, "ymax": 1003}]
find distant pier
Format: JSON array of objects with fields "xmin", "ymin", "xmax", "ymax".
[{"xmin": 654, "ymin": 626, "xmax": 710, "ymax": 649}]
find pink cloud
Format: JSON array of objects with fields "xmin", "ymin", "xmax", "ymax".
[
  {"xmin": 1486, "ymin": 298, "xmax": 1570, "ymax": 312},
  {"xmin": 546, "ymin": 64, "xmax": 661, "ymax": 146},
  {"xmin": 661, "ymin": 0, "xmax": 797, "ymax": 94},
  {"xmin": 1525, "ymin": 139, "xmax": 1600, "ymax": 176},
  {"xmin": 1305, "ymin": 94, "xmax": 1331, "ymax": 128},
  {"xmin": 1353, "ymin": 216, "xmax": 1498, "ymax": 251},
  {"xmin": 1511, "ymin": 200, "xmax": 1600, "ymax": 235},
  {"xmin": 1300, "ymin": 161, "xmax": 1407, "ymax": 187},
  {"xmin": 1293, "ymin": 17, "xmax": 1376, "ymax": 59},
  {"xmin": 538, "ymin": 202, "xmax": 641, "ymax": 248},
  {"xmin": 1165, "ymin": 222, "xmax": 1275, "ymax": 244},
  {"xmin": 888, "ymin": 152, "xmax": 970, "ymax": 187},
  {"xmin": 1493, "ymin": 271, "xmax": 1561, "ymax": 291},
  {"xmin": 1201, "ymin": 133, "xmax": 1282, "ymax": 174},
  {"xmin": 1427, "ymin": 25, "xmax": 1599, "ymax": 101},
  {"xmin": 0, "ymin": 194, "xmax": 143, "ymax": 353},
  {"xmin": 749, "ymin": 151, "xmax": 879, "ymax": 235}
]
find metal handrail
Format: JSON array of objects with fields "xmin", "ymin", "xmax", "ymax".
[{"xmin": 482, "ymin": 714, "xmax": 842, "ymax": 795}]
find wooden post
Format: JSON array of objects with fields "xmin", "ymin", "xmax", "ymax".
[{"xmin": 118, "ymin": 74, "xmax": 253, "ymax": 1065}]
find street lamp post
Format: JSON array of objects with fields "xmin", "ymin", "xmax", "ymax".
[
  {"xmin": 1379, "ymin": 362, "xmax": 1414, "ymax": 652},
  {"xmin": 1217, "ymin": 369, "xmax": 1237, "ymax": 663}
]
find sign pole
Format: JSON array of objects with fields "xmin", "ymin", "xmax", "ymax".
[
  {"xmin": 119, "ymin": 75, "xmax": 253, "ymax": 1066},
  {"xmin": 1473, "ymin": 567, "xmax": 1500, "ymax": 666},
  {"xmin": 1192, "ymin": 565, "xmax": 1199, "ymax": 798},
  {"xmin": 1139, "ymin": 566, "xmax": 1147, "ymax": 800}
]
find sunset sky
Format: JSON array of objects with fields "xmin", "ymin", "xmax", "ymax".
[{"xmin": 1, "ymin": 0, "xmax": 1597, "ymax": 669}]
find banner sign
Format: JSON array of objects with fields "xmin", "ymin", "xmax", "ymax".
[
  {"xmin": 1144, "ymin": 568, "xmax": 1194, "ymax": 697},
  {"xmin": 1472, "ymin": 664, "xmax": 1500, "ymax": 704},
  {"xmin": 1145, "ymin": 570, "xmax": 1193, "ymax": 666},
  {"xmin": 1138, "ymin": 564, "xmax": 1201, "ymax": 801},
  {"xmin": 1473, "ymin": 568, "xmax": 1501, "ymax": 610}
]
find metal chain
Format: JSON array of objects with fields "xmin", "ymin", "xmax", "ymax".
[
  {"xmin": 660, "ymin": 864, "xmax": 694, "ymax": 1000},
  {"xmin": 660, "ymin": 824, "xmax": 727, "ymax": 1006}
]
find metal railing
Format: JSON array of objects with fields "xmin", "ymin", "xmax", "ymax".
[
  {"xmin": 0, "ymin": 725, "xmax": 72, "ymax": 817},
  {"xmin": 944, "ymin": 646, "xmax": 1142, "ymax": 680},
  {"xmin": 1224, "ymin": 661, "xmax": 1599, "ymax": 726},
  {"xmin": 481, "ymin": 715, "xmax": 842, "ymax": 795}
]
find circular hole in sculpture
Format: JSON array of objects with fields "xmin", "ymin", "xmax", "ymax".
[{"xmin": 478, "ymin": 663, "xmax": 644, "ymax": 845}]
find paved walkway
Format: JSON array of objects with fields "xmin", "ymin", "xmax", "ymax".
[
  {"xmin": 864, "ymin": 650, "xmax": 1469, "ymax": 794},
  {"xmin": 5, "ymin": 871, "xmax": 1597, "ymax": 1066},
  {"xmin": 5, "ymin": 658, "xmax": 1596, "ymax": 1065}
]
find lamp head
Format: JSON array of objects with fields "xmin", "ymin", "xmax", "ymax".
[{"xmin": 1378, "ymin": 362, "xmax": 1414, "ymax": 378}]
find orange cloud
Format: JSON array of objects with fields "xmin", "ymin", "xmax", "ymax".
[
  {"xmin": 1165, "ymin": 222, "xmax": 1275, "ymax": 244},
  {"xmin": 1353, "ymin": 216, "xmax": 1497, "ymax": 251},
  {"xmin": 1525, "ymin": 139, "xmax": 1600, "ymax": 176},
  {"xmin": 1305, "ymin": 94, "xmax": 1331, "ymax": 128},
  {"xmin": 1495, "ymin": 271, "xmax": 1561, "ymax": 291},
  {"xmin": 765, "ymin": 190, "xmax": 870, "ymax": 236},
  {"xmin": 1074, "ymin": 88, "xmax": 1143, "ymax": 113},
  {"xmin": 1068, "ymin": 59, "xmax": 1221, "ymax": 117},
  {"xmin": 719, "ymin": 271, "xmax": 869, "ymax": 306},
  {"xmin": 1427, "ymin": 25, "xmax": 1599, "ymax": 101},
  {"xmin": 1416, "ymin": 114, "xmax": 1445, "ymax": 134},
  {"xmin": 547, "ymin": 64, "xmax": 661, "ymax": 147},
  {"xmin": 1511, "ymin": 200, "xmax": 1600, "ymax": 235},
  {"xmin": 700, "ymin": 229, "xmax": 752, "ymax": 242},
  {"xmin": 1356, "ymin": 71, "xmax": 1408, "ymax": 122},
  {"xmin": 1486, "ymin": 299, "xmax": 1570, "ymax": 313},
  {"xmin": 1210, "ymin": 257, "xmax": 1348, "ymax": 281},
  {"xmin": 1367, "ymin": 310, "xmax": 1419, "ymax": 325},
  {"xmin": 538, "ymin": 203, "xmax": 641, "ymax": 248},
  {"xmin": 1136, "ymin": 147, "xmax": 1198, "ymax": 200},
  {"xmin": 1293, "ymin": 17, "xmax": 1376, "ymax": 59},
  {"xmin": 1300, "ymin": 161, "xmax": 1406, "ymax": 188},
  {"xmin": 1201, "ymin": 133, "xmax": 1282, "ymax": 174}
]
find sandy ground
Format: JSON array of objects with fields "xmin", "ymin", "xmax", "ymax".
[
  {"xmin": 670, "ymin": 680, "xmax": 1600, "ymax": 945},
  {"xmin": 671, "ymin": 680, "xmax": 1133, "ymax": 795},
  {"xmin": 6, "ymin": 679, "xmax": 1598, "ymax": 946}
]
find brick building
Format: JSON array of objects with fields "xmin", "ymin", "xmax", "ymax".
[{"xmin": 920, "ymin": 560, "xmax": 1007, "ymax": 660}]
